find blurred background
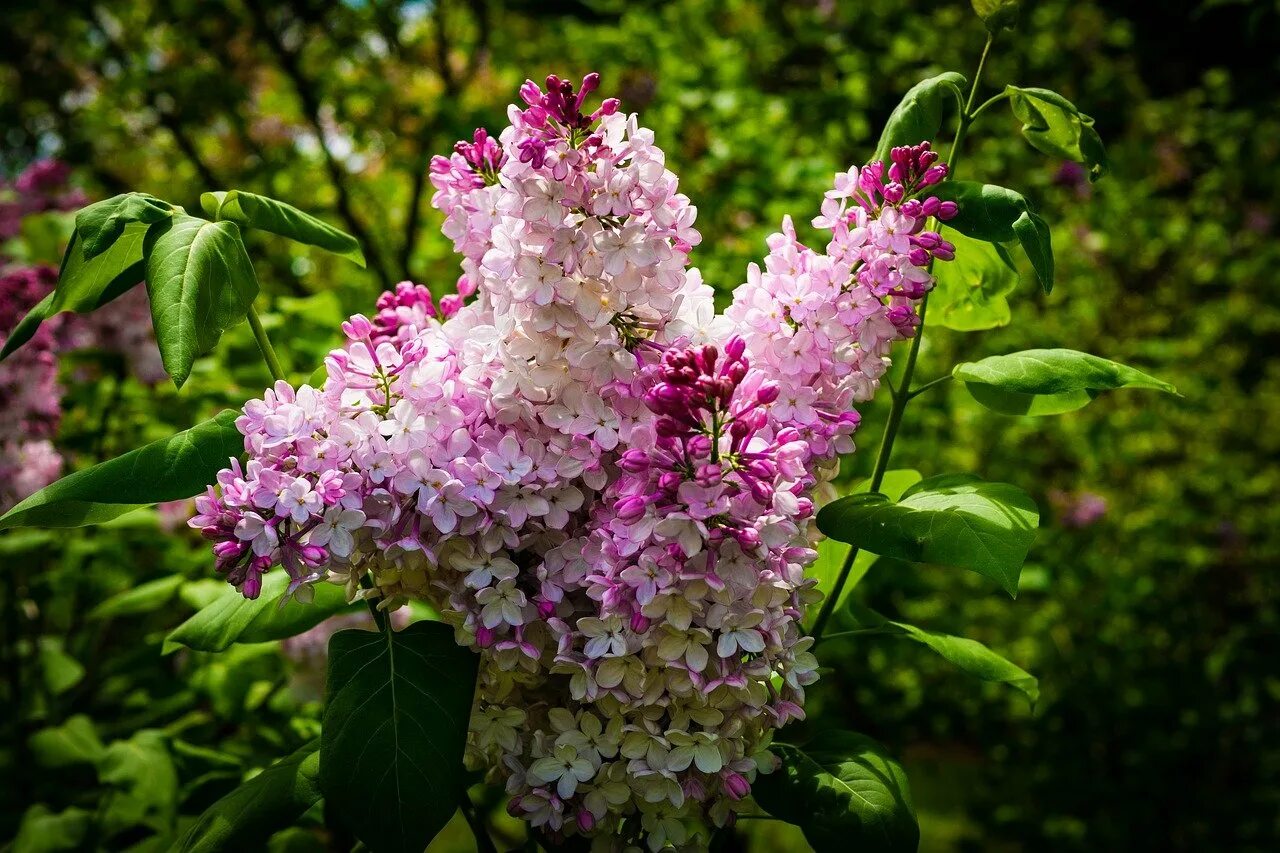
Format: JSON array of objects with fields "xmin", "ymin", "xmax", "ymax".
[{"xmin": 1, "ymin": 1, "xmax": 1277, "ymax": 851}]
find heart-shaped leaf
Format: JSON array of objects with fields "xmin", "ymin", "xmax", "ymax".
[
  {"xmin": 753, "ymin": 730, "xmax": 918, "ymax": 853},
  {"xmin": 0, "ymin": 410, "xmax": 243, "ymax": 530},
  {"xmin": 144, "ymin": 215, "xmax": 260, "ymax": 387},
  {"xmin": 75, "ymin": 192, "xmax": 174, "ymax": 260},
  {"xmin": 173, "ymin": 741, "xmax": 321, "ymax": 853},
  {"xmin": 841, "ymin": 604, "xmax": 1039, "ymax": 705},
  {"xmin": 930, "ymin": 231, "xmax": 1018, "ymax": 331},
  {"xmin": 817, "ymin": 474, "xmax": 1039, "ymax": 596},
  {"xmin": 954, "ymin": 349, "xmax": 1178, "ymax": 416},
  {"xmin": 875, "ymin": 72, "xmax": 967, "ymax": 164},
  {"xmin": 933, "ymin": 181, "xmax": 1055, "ymax": 292},
  {"xmin": 1006, "ymin": 85, "xmax": 1109, "ymax": 180},
  {"xmin": 320, "ymin": 621, "xmax": 479, "ymax": 853},
  {"xmin": 971, "ymin": 0, "xmax": 1021, "ymax": 31},
  {"xmin": 203, "ymin": 190, "xmax": 365, "ymax": 267},
  {"xmin": 164, "ymin": 572, "xmax": 359, "ymax": 654}
]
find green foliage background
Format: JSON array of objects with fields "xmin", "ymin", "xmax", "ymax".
[{"xmin": 1, "ymin": 0, "xmax": 1276, "ymax": 850}]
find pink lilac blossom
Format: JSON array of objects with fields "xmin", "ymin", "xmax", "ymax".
[{"xmin": 192, "ymin": 75, "xmax": 955, "ymax": 850}]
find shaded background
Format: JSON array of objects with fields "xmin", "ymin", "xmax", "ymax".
[{"xmin": 1, "ymin": 0, "xmax": 1277, "ymax": 850}]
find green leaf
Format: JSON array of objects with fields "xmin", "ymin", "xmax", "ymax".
[
  {"xmin": 930, "ymin": 231, "xmax": 1018, "ymax": 331},
  {"xmin": 810, "ymin": 471, "xmax": 921, "ymax": 618},
  {"xmin": 164, "ymin": 572, "xmax": 359, "ymax": 654},
  {"xmin": 817, "ymin": 474, "xmax": 1039, "ymax": 596},
  {"xmin": 1012, "ymin": 210, "xmax": 1054, "ymax": 293},
  {"xmin": 173, "ymin": 742, "xmax": 322, "ymax": 853},
  {"xmin": 203, "ymin": 190, "xmax": 365, "ymax": 267},
  {"xmin": 144, "ymin": 215, "xmax": 260, "ymax": 387},
  {"xmin": 954, "ymin": 349, "xmax": 1178, "ymax": 416},
  {"xmin": 933, "ymin": 181, "xmax": 1054, "ymax": 292},
  {"xmin": 97, "ymin": 730, "xmax": 179, "ymax": 837},
  {"xmin": 1, "ymin": 292, "xmax": 54, "ymax": 360},
  {"xmin": 51, "ymin": 223, "xmax": 149, "ymax": 313},
  {"xmin": 971, "ymin": 0, "xmax": 1021, "ymax": 31},
  {"xmin": 753, "ymin": 730, "xmax": 918, "ymax": 852},
  {"xmin": 38, "ymin": 638, "xmax": 85, "ymax": 695},
  {"xmin": 0, "ymin": 410, "xmax": 243, "ymax": 530},
  {"xmin": 844, "ymin": 604, "xmax": 1039, "ymax": 705},
  {"xmin": 30, "ymin": 715, "xmax": 106, "ymax": 768},
  {"xmin": 12, "ymin": 805, "xmax": 93, "ymax": 853},
  {"xmin": 90, "ymin": 575, "xmax": 186, "ymax": 620},
  {"xmin": 1006, "ymin": 85, "xmax": 1109, "ymax": 180},
  {"xmin": 875, "ymin": 72, "xmax": 967, "ymax": 164},
  {"xmin": 320, "ymin": 621, "xmax": 479, "ymax": 853},
  {"xmin": 75, "ymin": 192, "xmax": 174, "ymax": 259},
  {"xmin": 1, "ymin": 223, "xmax": 149, "ymax": 362}
]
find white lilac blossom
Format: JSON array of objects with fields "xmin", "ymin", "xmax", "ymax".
[{"xmin": 190, "ymin": 75, "xmax": 955, "ymax": 850}]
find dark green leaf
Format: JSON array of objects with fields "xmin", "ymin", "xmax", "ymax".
[
  {"xmin": 0, "ymin": 410, "xmax": 243, "ymax": 530},
  {"xmin": 12, "ymin": 805, "xmax": 92, "ymax": 853},
  {"xmin": 90, "ymin": 575, "xmax": 186, "ymax": 620},
  {"xmin": 931, "ymin": 231, "xmax": 1018, "ymax": 331},
  {"xmin": 817, "ymin": 474, "xmax": 1039, "ymax": 596},
  {"xmin": 75, "ymin": 192, "xmax": 174, "ymax": 260},
  {"xmin": 1006, "ymin": 86, "xmax": 1109, "ymax": 179},
  {"xmin": 173, "ymin": 742, "xmax": 322, "ymax": 853},
  {"xmin": 971, "ymin": 0, "xmax": 1021, "ymax": 31},
  {"xmin": 320, "ymin": 621, "xmax": 479, "ymax": 853},
  {"xmin": 954, "ymin": 348, "xmax": 1178, "ymax": 416},
  {"xmin": 843, "ymin": 604, "xmax": 1039, "ymax": 705},
  {"xmin": 38, "ymin": 638, "xmax": 85, "ymax": 695},
  {"xmin": 753, "ymin": 730, "xmax": 918, "ymax": 853},
  {"xmin": 810, "ymin": 470, "xmax": 922, "ymax": 618},
  {"xmin": 30, "ymin": 715, "xmax": 106, "ymax": 768},
  {"xmin": 97, "ymin": 730, "xmax": 178, "ymax": 836},
  {"xmin": 875, "ymin": 72, "xmax": 967, "ymax": 164},
  {"xmin": 1012, "ymin": 210, "xmax": 1054, "ymax": 293},
  {"xmin": 164, "ymin": 572, "xmax": 359, "ymax": 654},
  {"xmin": 144, "ymin": 215, "xmax": 260, "ymax": 387},
  {"xmin": 933, "ymin": 182, "xmax": 1054, "ymax": 291},
  {"xmin": 203, "ymin": 190, "xmax": 365, "ymax": 267}
]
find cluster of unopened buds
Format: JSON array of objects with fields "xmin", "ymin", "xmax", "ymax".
[{"xmin": 192, "ymin": 74, "xmax": 956, "ymax": 850}]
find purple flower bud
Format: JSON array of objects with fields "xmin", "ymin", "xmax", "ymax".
[
  {"xmin": 724, "ymin": 335, "xmax": 747, "ymax": 362},
  {"xmin": 241, "ymin": 572, "xmax": 263, "ymax": 600},
  {"xmin": 577, "ymin": 810, "xmax": 596, "ymax": 832},
  {"xmin": 475, "ymin": 626, "xmax": 496, "ymax": 648},
  {"xmin": 938, "ymin": 201, "xmax": 959, "ymax": 220},
  {"xmin": 619, "ymin": 449, "xmax": 651, "ymax": 472},
  {"xmin": 723, "ymin": 771, "xmax": 751, "ymax": 801},
  {"xmin": 630, "ymin": 611, "xmax": 651, "ymax": 633},
  {"xmin": 536, "ymin": 598, "xmax": 556, "ymax": 619},
  {"xmin": 757, "ymin": 383, "xmax": 781, "ymax": 405},
  {"xmin": 614, "ymin": 495, "xmax": 647, "ymax": 522}
]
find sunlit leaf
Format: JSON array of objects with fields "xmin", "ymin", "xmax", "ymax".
[
  {"xmin": 203, "ymin": 190, "xmax": 365, "ymax": 267},
  {"xmin": 875, "ymin": 72, "xmax": 967, "ymax": 164},
  {"xmin": 930, "ymin": 232, "xmax": 1018, "ymax": 331},
  {"xmin": 954, "ymin": 349, "xmax": 1178, "ymax": 416}
]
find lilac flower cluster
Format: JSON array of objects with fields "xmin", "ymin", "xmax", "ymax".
[{"xmin": 192, "ymin": 76, "xmax": 954, "ymax": 849}]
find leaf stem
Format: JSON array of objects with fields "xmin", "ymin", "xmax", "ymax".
[
  {"xmin": 811, "ymin": 32, "xmax": 997, "ymax": 644},
  {"xmin": 246, "ymin": 303, "xmax": 286, "ymax": 383},
  {"xmin": 459, "ymin": 792, "xmax": 499, "ymax": 853},
  {"xmin": 907, "ymin": 373, "xmax": 954, "ymax": 400},
  {"xmin": 358, "ymin": 573, "xmax": 389, "ymax": 634}
]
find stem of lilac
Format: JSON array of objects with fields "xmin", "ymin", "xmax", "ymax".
[
  {"xmin": 906, "ymin": 373, "xmax": 954, "ymax": 400},
  {"xmin": 246, "ymin": 303, "xmax": 286, "ymax": 382},
  {"xmin": 357, "ymin": 572, "xmax": 389, "ymax": 633},
  {"xmin": 811, "ymin": 32, "xmax": 997, "ymax": 644}
]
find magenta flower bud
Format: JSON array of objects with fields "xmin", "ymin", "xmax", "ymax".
[
  {"xmin": 729, "ymin": 419, "xmax": 752, "ymax": 442},
  {"xmin": 341, "ymin": 313, "xmax": 373, "ymax": 340},
  {"xmin": 725, "ymin": 362, "xmax": 747, "ymax": 385},
  {"xmin": 686, "ymin": 434, "xmax": 712, "ymax": 457},
  {"xmin": 475, "ymin": 626, "xmax": 496, "ymax": 648},
  {"xmin": 724, "ymin": 335, "xmax": 747, "ymax": 362},
  {"xmin": 439, "ymin": 294, "xmax": 463, "ymax": 317},
  {"xmin": 614, "ymin": 495, "xmax": 647, "ymax": 522},
  {"xmin": 938, "ymin": 201, "xmax": 959, "ymax": 220},
  {"xmin": 577, "ymin": 810, "xmax": 596, "ymax": 833},
  {"xmin": 241, "ymin": 572, "xmax": 263, "ymax": 600},
  {"xmin": 658, "ymin": 471, "xmax": 684, "ymax": 492},
  {"xmin": 900, "ymin": 199, "xmax": 924, "ymax": 219},
  {"xmin": 630, "ymin": 612, "xmax": 651, "ymax": 633},
  {"xmin": 909, "ymin": 247, "xmax": 930, "ymax": 266},
  {"xmin": 536, "ymin": 597, "xmax": 556, "ymax": 619},
  {"xmin": 619, "ymin": 449, "xmax": 651, "ymax": 472},
  {"xmin": 723, "ymin": 771, "xmax": 752, "ymax": 801},
  {"xmin": 299, "ymin": 545, "xmax": 327, "ymax": 565},
  {"xmin": 213, "ymin": 540, "xmax": 245, "ymax": 559},
  {"xmin": 655, "ymin": 417, "xmax": 683, "ymax": 438},
  {"xmin": 933, "ymin": 239, "xmax": 956, "ymax": 261},
  {"xmin": 735, "ymin": 526, "xmax": 761, "ymax": 549},
  {"xmin": 921, "ymin": 164, "xmax": 948, "ymax": 186},
  {"xmin": 598, "ymin": 98, "xmax": 620, "ymax": 117},
  {"xmin": 749, "ymin": 478, "xmax": 773, "ymax": 505},
  {"xmin": 882, "ymin": 182, "xmax": 905, "ymax": 204},
  {"xmin": 757, "ymin": 382, "xmax": 781, "ymax": 405},
  {"xmin": 507, "ymin": 797, "xmax": 524, "ymax": 818}
]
